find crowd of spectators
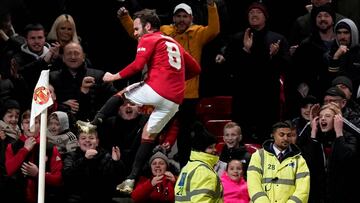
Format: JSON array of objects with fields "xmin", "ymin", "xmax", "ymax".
[{"xmin": 1, "ymin": 0, "xmax": 360, "ymax": 202}]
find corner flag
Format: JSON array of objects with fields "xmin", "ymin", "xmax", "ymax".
[{"xmin": 30, "ymin": 70, "xmax": 53, "ymax": 132}]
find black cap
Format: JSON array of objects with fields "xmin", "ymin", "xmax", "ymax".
[{"xmin": 325, "ymin": 86, "xmax": 346, "ymax": 99}]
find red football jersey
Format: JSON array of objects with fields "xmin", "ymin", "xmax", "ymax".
[{"xmin": 119, "ymin": 32, "xmax": 200, "ymax": 104}]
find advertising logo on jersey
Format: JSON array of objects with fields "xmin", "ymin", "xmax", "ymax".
[{"xmin": 137, "ymin": 47, "xmax": 146, "ymax": 52}]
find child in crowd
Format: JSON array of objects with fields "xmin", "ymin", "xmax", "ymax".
[
  {"xmin": 221, "ymin": 159, "xmax": 250, "ymax": 203},
  {"xmin": 215, "ymin": 122, "xmax": 251, "ymax": 176},
  {"xmin": 0, "ymin": 99, "xmax": 21, "ymax": 143},
  {"xmin": 47, "ymin": 111, "xmax": 78, "ymax": 156},
  {"xmin": 131, "ymin": 151, "xmax": 176, "ymax": 203},
  {"xmin": 5, "ymin": 110, "xmax": 63, "ymax": 203},
  {"xmin": 0, "ymin": 99, "xmax": 21, "ymax": 179},
  {"xmin": 62, "ymin": 121, "xmax": 125, "ymax": 203}
]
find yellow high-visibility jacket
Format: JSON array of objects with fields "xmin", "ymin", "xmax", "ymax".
[
  {"xmin": 247, "ymin": 141, "xmax": 310, "ymax": 203},
  {"xmin": 119, "ymin": 4, "xmax": 220, "ymax": 99},
  {"xmin": 175, "ymin": 150, "xmax": 223, "ymax": 203}
]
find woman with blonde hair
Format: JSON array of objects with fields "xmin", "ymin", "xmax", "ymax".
[
  {"xmin": 297, "ymin": 101, "xmax": 359, "ymax": 203},
  {"xmin": 47, "ymin": 14, "xmax": 80, "ymax": 47},
  {"xmin": 47, "ymin": 14, "xmax": 91, "ymax": 67}
]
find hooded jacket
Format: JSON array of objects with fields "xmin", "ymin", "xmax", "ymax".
[
  {"xmin": 47, "ymin": 111, "xmax": 78, "ymax": 155},
  {"xmin": 328, "ymin": 18, "xmax": 360, "ymax": 98},
  {"xmin": 334, "ymin": 18, "xmax": 359, "ymax": 48},
  {"xmin": 175, "ymin": 150, "xmax": 223, "ymax": 203}
]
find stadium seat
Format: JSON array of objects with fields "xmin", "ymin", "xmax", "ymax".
[
  {"xmin": 216, "ymin": 142, "xmax": 261, "ymax": 155},
  {"xmin": 215, "ymin": 142, "xmax": 225, "ymax": 153},
  {"xmin": 244, "ymin": 143, "xmax": 261, "ymax": 154},
  {"xmin": 196, "ymin": 96, "xmax": 232, "ymax": 123},
  {"xmin": 205, "ymin": 119, "xmax": 232, "ymax": 142}
]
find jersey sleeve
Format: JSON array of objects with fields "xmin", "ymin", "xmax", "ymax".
[
  {"xmin": 184, "ymin": 50, "xmax": 201, "ymax": 80},
  {"xmin": 119, "ymin": 37, "xmax": 155, "ymax": 78}
]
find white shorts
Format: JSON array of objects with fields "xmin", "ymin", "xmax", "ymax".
[{"xmin": 124, "ymin": 82, "xmax": 179, "ymax": 134}]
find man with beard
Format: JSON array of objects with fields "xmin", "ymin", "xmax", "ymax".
[
  {"xmin": 291, "ymin": 3, "xmax": 337, "ymax": 100},
  {"xmin": 289, "ymin": 0, "xmax": 344, "ymax": 46},
  {"xmin": 328, "ymin": 18, "xmax": 360, "ymax": 102},
  {"xmin": 92, "ymin": 8, "xmax": 201, "ymax": 194},
  {"xmin": 117, "ymin": 1, "xmax": 220, "ymax": 168}
]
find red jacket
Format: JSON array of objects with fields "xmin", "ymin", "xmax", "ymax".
[
  {"xmin": 5, "ymin": 134, "xmax": 63, "ymax": 203},
  {"xmin": 131, "ymin": 175, "xmax": 175, "ymax": 203}
]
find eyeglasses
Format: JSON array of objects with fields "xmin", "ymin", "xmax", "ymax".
[{"xmin": 323, "ymin": 98, "xmax": 344, "ymax": 104}]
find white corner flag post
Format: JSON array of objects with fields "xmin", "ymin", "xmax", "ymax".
[{"xmin": 30, "ymin": 70, "xmax": 53, "ymax": 203}]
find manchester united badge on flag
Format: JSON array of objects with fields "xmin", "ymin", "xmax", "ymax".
[{"xmin": 30, "ymin": 70, "xmax": 53, "ymax": 132}]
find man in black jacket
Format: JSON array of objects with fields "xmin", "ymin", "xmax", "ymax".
[{"xmin": 50, "ymin": 42, "xmax": 118, "ymax": 122}]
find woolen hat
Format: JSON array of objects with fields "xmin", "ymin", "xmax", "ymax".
[
  {"xmin": 191, "ymin": 122, "xmax": 217, "ymax": 152},
  {"xmin": 0, "ymin": 99, "xmax": 20, "ymax": 119},
  {"xmin": 247, "ymin": 2, "xmax": 269, "ymax": 19},
  {"xmin": 331, "ymin": 76, "xmax": 353, "ymax": 93},
  {"xmin": 149, "ymin": 151, "xmax": 169, "ymax": 166},
  {"xmin": 335, "ymin": 21, "xmax": 351, "ymax": 32},
  {"xmin": 311, "ymin": 3, "xmax": 336, "ymax": 23}
]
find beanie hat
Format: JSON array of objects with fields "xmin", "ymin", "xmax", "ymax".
[
  {"xmin": 311, "ymin": 3, "xmax": 336, "ymax": 24},
  {"xmin": 335, "ymin": 21, "xmax": 351, "ymax": 32},
  {"xmin": 325, "ymin": 86, "xmax": 346, "ymax": 99},
  {"xmin": 331, "ymin": 76, "xmax": 353, "ymax": 93},
  {"xmin": 247, "ymin": 2, "xmax": 269, "ymax": 19},
  {"xmin": 191, "ymin": 122, "xmax": 217, "ymax": 152},
  {"xmin": 149, "ymin": 151, "xmax": 169, "ymax": 166},
  {"xmin": 0, "ymin": 99, "xmax": 20, "ymax": 119}
]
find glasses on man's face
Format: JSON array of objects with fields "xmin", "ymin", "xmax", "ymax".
[{"xmin": 323, "ymin": 98, "xmax": 343, "ymax": 105}]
